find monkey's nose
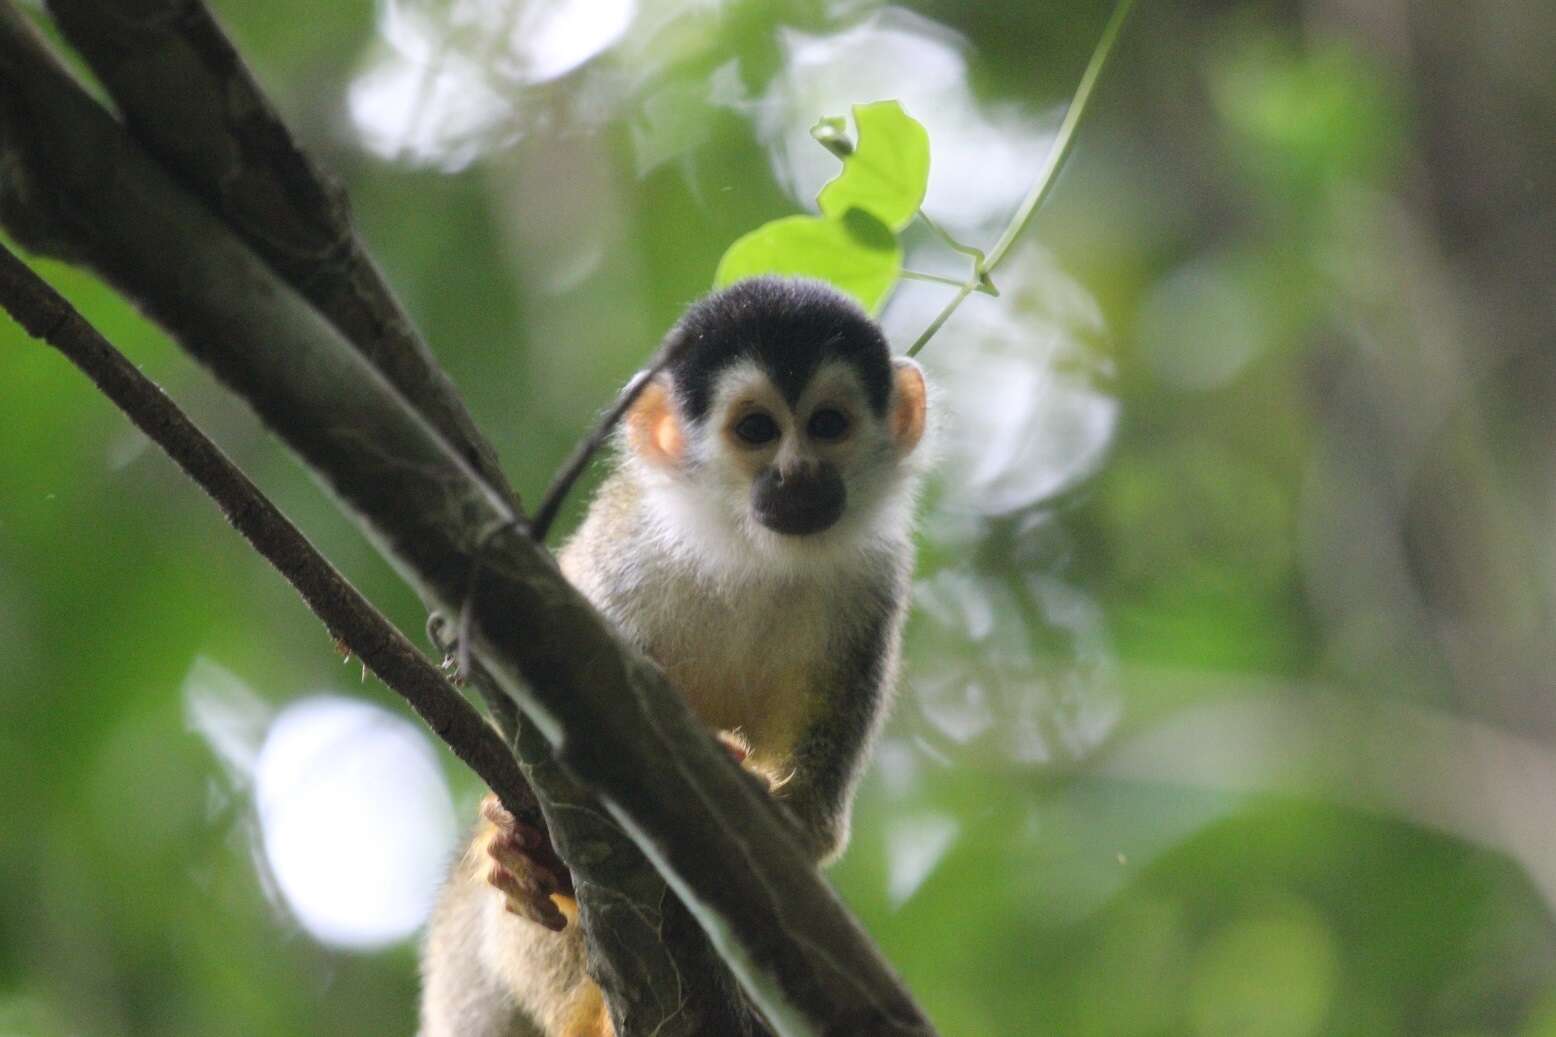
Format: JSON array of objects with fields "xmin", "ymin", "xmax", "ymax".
[{"xmin": 753, "ymin": 462, "xmax": 845, "ymax": 536}]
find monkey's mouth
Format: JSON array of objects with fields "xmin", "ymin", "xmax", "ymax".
[{"xmin": 751, "ymin": 463, "xmax": 846, "ymax": 537}]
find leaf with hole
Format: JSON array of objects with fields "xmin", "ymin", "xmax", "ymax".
[{"xmin": 816, "ymin": 101, "xmax": 930, "ymax": 232}]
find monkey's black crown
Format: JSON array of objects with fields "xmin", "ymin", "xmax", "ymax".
[{"xmin": 664, "ymin": 277, "xmax": 894, "ymax": 423}]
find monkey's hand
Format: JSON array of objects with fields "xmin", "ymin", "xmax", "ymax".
[{"xmin": 477, "ymin": 793, "xmax": 575, "ymax": 932}]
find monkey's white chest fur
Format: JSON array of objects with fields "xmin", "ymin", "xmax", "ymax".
[{"xmin": 558, "ymin": 476, "xmax": 881, "ymax": 771}]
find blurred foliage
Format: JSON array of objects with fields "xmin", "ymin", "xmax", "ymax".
[{"xmin": 2, "ymin": 0, "xmax": 1555, "ymax": 1035}]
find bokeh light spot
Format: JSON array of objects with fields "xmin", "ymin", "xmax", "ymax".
[{"xmin": 254, "ymin": 696, "xmax": 456, "ymax": 949}]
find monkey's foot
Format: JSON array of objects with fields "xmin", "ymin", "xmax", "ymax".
[{"xmin": 479, "ymin": 793, "xmax": 573, "ymax": 932}]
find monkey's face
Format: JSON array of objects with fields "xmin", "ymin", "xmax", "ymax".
[
  {"xmin": 712, "ymin": 358, "xmax": 880, "ymax": 539},
  {"xmin": 628, "ymin": 355, "xmax": 927, "ymax": 564},
  {"xmin": 624, "ymin": 279, "xmax": 929, "ymax": 567}
]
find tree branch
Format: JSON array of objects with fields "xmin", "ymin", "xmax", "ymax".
[
  {"xmin": 0, "ymin": 238, "xmax": 748, "ymax": 1032},
  {"xmin": 0, "ymin": 239, "xmax": 539, "ymax": 821},
  {"xmin": 18, "ymin": 0, "xmax": 760, "ymax": 1024},
  {"xmin": 0, "ymin": 6, "xmax": 739, "ymax": 1030},
  {"xmin": 0, "ymin": 6, "xmax": 934, "ymax": 1033}
]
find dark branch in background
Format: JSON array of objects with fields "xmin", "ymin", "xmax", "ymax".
[
  {"xmin": 0, "ymin": 241, "xmax": 537, "ymax": 823},
  {"xmin": 0, "ymin": 5, "xmax": 934, "ymax": 1036},
  {"xmin": 42, "ymin": 0, "xmax": 519, "ymax": 513}
]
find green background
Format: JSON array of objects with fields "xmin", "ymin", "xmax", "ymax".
[{"xmin": 2, "ymin": 1, "xmax": 1554, "ymax": 1034}]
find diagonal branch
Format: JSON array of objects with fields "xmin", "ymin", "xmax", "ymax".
[
  {"xmin": 0, "ymin": 5, "xmax": 934, "ymax": 1035},
  {"xmin": 0, "ymin": 241, "xmax": 730, "ymax": 1032},
  {"xmin": 0, "ymin": 239, "xmax": 536, "ymax": 823}
]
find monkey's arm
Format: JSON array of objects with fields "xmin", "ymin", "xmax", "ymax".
[{"xmin": 777, "ymin": 579, "xmax": 906, "ymax": 864}]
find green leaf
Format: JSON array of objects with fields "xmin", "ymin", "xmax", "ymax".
[
  {"xmin": 817, "ymin": 100, "xmax": 930, "ymax": 232},
  {"xmin": 713, "ymin": 209, "xmax": 902, "ymax": 313}
]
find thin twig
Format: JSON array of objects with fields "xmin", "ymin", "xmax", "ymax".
[
  {"xmin": 982, "ymin": 0, "xmax": 1136, "ymax": 273},
  {"xmin": 0, "ymin": 240, "xmax": 540, "ymax": 822},
  {"xmin": 906, "ymin": 281, "xmax": 977, "ymax": 358},
  {"xmin": 901, "ymin": 269, "xmax": 996, "ymax": 295},
  {"xmin": 914, "ymin": 209, "xmax": 987, "ymax": 268},
  {"xmin": 529, "ymin": 333, "xmax": 694, "ymax": 544},
  {"xmin": 906, "ymin": 0, "xmax": 1135, "ymax": 356}
]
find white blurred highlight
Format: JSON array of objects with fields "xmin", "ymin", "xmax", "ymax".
[
  {"xmin": 255, "ymin": 696, "xmax": 456, "ymax": 948},
  {"xmin": 508, "ymin": 0, "xmax": 636, "ymax": 82},
  {"xmin": 912, "ymin": 565, "xmax": 1120, "ymax": 765},
  {"xmin": 898, "ymin": 244, "xmax": 1117, "ymax": 517},
  {"xmin": 350, "ymin": 0, "xmax": 637, "ymax": 169},
  {"xmin": 186, "ymin": 664, "xmax": 458, "ymax": 950},
  {"xmin": 751, "ymin": 8, "xmax": 1053, "ymax": 235},
  {"xmin": 886, "ymin": 813, "xmax": 959, "ymax": 908},
  {"xmin": 350, "ymin": 49, "xmax": 513, "ymax": 171},
  {"xmin": 901, "ymin": 244, "xmax": 1120, "ymax": 765}
]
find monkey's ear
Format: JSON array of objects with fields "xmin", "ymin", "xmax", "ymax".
[
  {"xmin": 626, "ymin": 375, "xmax": 685, "ymax": 467},
  {"xmin": 889, "ymin": 358, "xmax": 927, "ymax": 455}
]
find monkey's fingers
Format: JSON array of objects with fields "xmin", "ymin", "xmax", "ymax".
[
  {"xmin": 481, "ymin": 795, "xmax": 540, "ymax": 844},
  {"xmin": 487, "ymin": 829, "xmax": 563, "ymax": 889},
  {"xmin": 483, "ymin": 815, "xmax": 568, "ymax": 932},
  {"xmin": 481, "ymin": 794, "xmax": 576, "ymax": 896},
  {"xmin": 487, "ymin": 859, "xmax": 568, "ymax": 932}
]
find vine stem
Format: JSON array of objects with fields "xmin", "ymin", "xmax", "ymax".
[
  {"xmin": 902, "ymin": 269, "xmax": 990, "ymax": 293},
  {"xmin": 916, "ymin": 208, "xmax": 987, "ymax": 267},
  {"xmin": 984, "ymin": 0, "xmax": 1136, "ymax": 271},
  {"xmin": 906, "ymin": 281, "xmax": 977, "ymax": 358},
  {"xmin": 907, "ymin": 0, "xmax": 1135, "ymax": 356}
]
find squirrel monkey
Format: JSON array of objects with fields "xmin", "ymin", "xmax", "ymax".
[{"xmin": 420, "ymin": 277, "xmax": 930, "ymax": 1037}]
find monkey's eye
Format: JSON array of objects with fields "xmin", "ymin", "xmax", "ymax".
[
  {"xmin": 734, "ymin": 412, "xmax": 780, "ymax": 446},
  {"xmin": 807, "ymin": 408, "xmax": 850, "ymax": 441}
]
